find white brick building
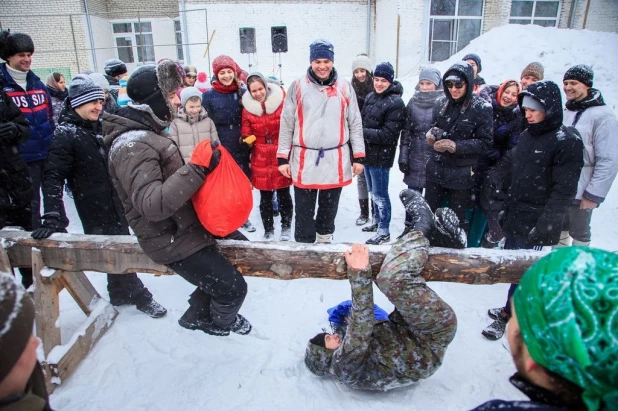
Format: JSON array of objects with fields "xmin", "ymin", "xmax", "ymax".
[{"xmin": 1, "ymin": 0, "xmax": 616, "ymax": 81}]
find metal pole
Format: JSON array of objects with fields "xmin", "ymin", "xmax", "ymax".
[
  {"xmin": 205, "ymin": 8, "xmax": 211, "ymax": 79},
  {"xmin": 137, "ymin": 11, "xmax": 144, "ymax": 64},
  {"xmin": 69, "ymin": 15, "xmax": 82, "ymax": 74},
  {"xmin": 180, "ymin": 0, "xmax": 191, "ymax": 64},
  {"xmin": 82, "ymin": 0, "xmax": 98, "ymax": 71},
  {"xmin": 365, "ymin": 0, "xmax": 371, "ymax": 54},
  {"xmin": 395, "ymin": 14, "xmax": 400, "ymax": 78}
]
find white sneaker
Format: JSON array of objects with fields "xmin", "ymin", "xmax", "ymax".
[
  {"xmin": 242, "ymin": 220, "xmax": 256, "ymax": 233},
  {"xmin": 315, "ymin": 233, "xmax": 333, "ymax": 244},
  {"xmin": 280, "ymin": 227, "xmax": 291, "ymax": 241}
]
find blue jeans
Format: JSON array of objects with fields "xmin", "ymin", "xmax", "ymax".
[{"xmin": 365, "ymin": 166, "xmax": 391, "ymax": 236}]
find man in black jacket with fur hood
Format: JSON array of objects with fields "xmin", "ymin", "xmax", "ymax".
[
  {"xmin": 481, "ymin": 80, "xmax": 584, "ymax": 340},
  {"xmin": 31, "ymin": 74, "xmax": 167, "ymax": 319}
]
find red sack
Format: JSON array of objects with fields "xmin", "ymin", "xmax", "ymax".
[{"xmin": 191, "ymin": 140, "xmax": 253, "ymax": 237}]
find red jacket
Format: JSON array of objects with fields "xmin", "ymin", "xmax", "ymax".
[{"xmin": 241, "ymin": 84, "xmax": 292, "ymax": 191}]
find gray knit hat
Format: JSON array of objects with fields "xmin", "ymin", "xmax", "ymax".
[
  {"xmin": 352, "ymin": 54, "xmax": 372, "ymax": 73},
  {"xmin": 69, "ymin": 74, "xmax": 105, "ymax": 108},
  {"xmin": 419, "ymin": 67, "xmax": 442, "ymax": 87},
  {"xmin": 89, "ymin": 72, "xmax": 110, "ymax": 91},
  {"xmin": 521, "ymin": 62, "xmax": 544, "ymax": 81},
  {"xmin": 180, "ymin": 86, "xmax": 202, "ymax": 107},
  {"xmin": 0, "ymin": 274, "xmax": 35, "ymax": 384}
]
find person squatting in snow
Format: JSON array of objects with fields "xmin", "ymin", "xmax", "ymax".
[
  {"xmin": 557, "ymin": 64, "xmax": 618, "ymax": 248},
  {"xmin": 304, "ymin": 189, "xmax": 459, "ymax": 390},
  {"xmin": 0, "ymin": 274, "xmax": 51, "ymax": 411},
  {"xmin": 471, "ymin": 246, "xmax": 618, "ymax": 411},
  {"xmin": 277, "ymin": 39, "xmax": 365, "ymax": 244},
  {"xmin": 30, "ymin": 74, "xmax": 167, "ymax": 319},
  {"xmin": 101, "ymin": 59, "xmax": 251, "ymax": 337},
  {"xmin": 481, "ymin": 80, "xmax": 584, "ymax": 341}
]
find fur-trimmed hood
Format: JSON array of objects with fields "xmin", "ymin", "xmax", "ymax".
[{"xmin": 242, "ymin": 83, "xmax": 285, "ymax": 116}]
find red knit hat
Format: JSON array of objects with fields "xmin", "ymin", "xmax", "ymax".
[{"xmin": 212, "ymin": 55, "xmax": 237, "ymax": 78}]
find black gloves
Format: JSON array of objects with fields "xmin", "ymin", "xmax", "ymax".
[
  {"xmin": 0, "ymin": 122, "xmax": 18, "ymax": 145},
  {"xmin": 31, "ymin": 213, "xmax": 67, "ymax": 239},
  {"xmin": 398, "ymin": 162, "xmax": 409, "ymax": 174}
]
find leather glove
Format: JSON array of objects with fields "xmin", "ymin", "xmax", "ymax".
[
  {"xmin": 0, "ymin": 122, "xmax": 18, "ymax": 145},
  {"xmin": 191, "ymin": 148, "xmax": 221, "ymax": 178},
  {"xmin": 399, "ymin": 162, "xmax": 409, "ymax": 174},
  {"xmin": 31, "ymin": 213, "xmax": 67, "ymax": 239}
]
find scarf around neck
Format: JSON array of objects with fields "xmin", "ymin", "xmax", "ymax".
[
  {"xmin": 211, "ymin": 80, "xmax": 239, "ymax": 94},
  {"xmin": 565, "ymin": 88, "xmax": 605, "ymax": 112},
  {"xmin": 307, "ymin": 67, "xmax": 338, "ymax": 87}
]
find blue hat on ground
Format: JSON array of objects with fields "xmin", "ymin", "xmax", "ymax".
[
  {"xmin": 462, "ymin": 53, "xmax": 482, "ymax": 73},
  {"xmin": 374, "ymin": 62, "xmax": 395, "ymax": 83},
  {"xmin": 310, "ymin": 39, "xmax": 334, "ymax": 63}
]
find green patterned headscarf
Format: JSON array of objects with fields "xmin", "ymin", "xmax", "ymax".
[{"xmin": 514, "ymin": 246, "xmax": 618, "ymax": 411}]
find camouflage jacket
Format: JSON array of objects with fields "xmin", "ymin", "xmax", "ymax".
[{"xmin": 329, "ymin": 233, "xmax": 458, "ymax": 390}]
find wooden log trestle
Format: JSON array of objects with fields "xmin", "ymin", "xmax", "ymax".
[{"xmin": 0, "ymin": 228, "xmax": 546, "ymax": 393}]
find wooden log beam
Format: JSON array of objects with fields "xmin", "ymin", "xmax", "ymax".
[{"xmin": 0, "ymin": 229, "xmax": 546, "ymax": 284}]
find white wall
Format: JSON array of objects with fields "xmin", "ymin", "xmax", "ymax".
[
  {"xmin": 89, "ymin": 15, "xmax": 116, "ymax": 73},
  {"xmin": 185, "ymin": 2, "xmax": 369, "ymax": 84}
]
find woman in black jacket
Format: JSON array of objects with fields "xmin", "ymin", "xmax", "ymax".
[
  {"xmin": 360, "ymin": 62, "xmax": 406, "ymax": 245},
  {"xmin": 425, "ymin": 62, "xmax": 493, "ymax": 233},
  {"xmin": 32, "ymin": 75, "xmax": 167, "ymax": 318}
]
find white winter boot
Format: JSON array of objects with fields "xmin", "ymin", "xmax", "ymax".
[
  {"xmin": 553, "ymin": 231, "xmax": 572, "ymax": 249},
  {"xmin": 572, "ymin": 239, "xmax": 591, "ymax": 246},
  {"xmin": 315, "ymin": 233, "xmax": 333, "ymax": 244}
]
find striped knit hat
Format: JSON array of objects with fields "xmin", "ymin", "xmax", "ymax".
[{"xmin": 68, "ymin": 74, "xmax": 105, "ymax": 108}]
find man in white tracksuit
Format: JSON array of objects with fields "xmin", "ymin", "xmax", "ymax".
[
  {"xmin": 560, "ymin": 64, "xmax": 618, "ymax": 246},
  {"xmin": 277, "ymin": 39, "xmax": 365, "ymax": 243}
]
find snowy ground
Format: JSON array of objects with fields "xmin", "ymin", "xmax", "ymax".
[{"xmin": 45, "ymin": 25, "xmax": 618, "ymax": 410}]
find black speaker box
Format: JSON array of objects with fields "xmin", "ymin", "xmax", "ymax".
[
  {"xmin": 271, "ymin": 26, "xmax": 288, "ymax": 53},
  {"xmin": 239, "ymin": 27, "xmax": 256, "ymax": 54}
]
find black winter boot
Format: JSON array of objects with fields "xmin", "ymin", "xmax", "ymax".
[
  {"xmin": 398, "ymin": 189, "xmax": 435, "ymax": 239},
  {"xmin": 178, "ymin": 308, "xmax": 230, "ymax": 336},
  {"xmin": 432, "ymin": 208, "xmax": 467, "ymax": 249},
  {"xmin": 356, "ymin": 199, "xmax": 369, "ymax": 225}
]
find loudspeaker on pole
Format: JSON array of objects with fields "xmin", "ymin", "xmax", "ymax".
[
  {"xmin": 239, "ymin": 27, "xmax": 256, "ymax": 54},
  {"xmin": 271, "ymin": 26, "xmax": 288, "ymax": 53}
]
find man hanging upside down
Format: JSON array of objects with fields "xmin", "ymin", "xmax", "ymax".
[{"xmin": 304, "ymin": 189, "xmax": 459, "ymax": 390}]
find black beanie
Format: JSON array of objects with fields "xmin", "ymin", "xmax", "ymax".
[
  {"xmin": 104, "ymin": 58, "xmax": 127, "ymax": 78},
  {"xmin": 0, "ymin": 30, "xmax": 35, "ymax": 61},
  {"xmin": 563, "ymin": 64, "xmax": 594, "ymax": 87},
  {"xmin": 310, "ymin": 332, "xmax": 327, "ymax": 347},
  {"xmin": 69, "ymin": 74, "xmax": 105, "ymax": 108},
  {"xmin": 374, "ymin": 62, "xmax": 395, "ymax": 83},
  {"xmin": 127, "ymin": 60, "xmax": 183, "ymax": 122},
  {"xmin": 462, "ymin": 53, "xmax": 482, "ymax": 74},
  {"xmin": 0, "ymin": 274, "xmax": 35, "ymax": 384}
]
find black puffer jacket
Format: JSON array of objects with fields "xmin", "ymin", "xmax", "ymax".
[
  {"xmin": 352, "ymin": 74, "xmax": 374, "ymax": 112},
  {"xmin": 42, "ymin": 99, "xmax": 127, "ymax": 232},
  {"xmin": 0, "ymin": 81, "xmax": 32, "ymax": 211},
  {"xmin": 498, "ymin": 81, "xmax": 584, "ymax": 245},
  {"xmin": 426, "ymin": 62, "xmax": 493, "ymax": 190},
  {"xmin": 398, "ymin": 87, "xmax": 444, "ymax": 188},
  {"xmin": 361, "ymin": 81, "xmax": 406, "ymax": 168}
]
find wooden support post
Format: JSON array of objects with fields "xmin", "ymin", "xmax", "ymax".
[
  {"xmin": 0, "ymin": 243, "xmax": 13, "ymax": 275},
  {"xmin": 32, "ymin": 248, "xmax": 62, "ymax": 357}
]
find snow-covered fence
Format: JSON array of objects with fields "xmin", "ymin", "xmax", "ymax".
[{"xmin": 0, "ymin": 227, "xmax": 546, "ymax": 393}]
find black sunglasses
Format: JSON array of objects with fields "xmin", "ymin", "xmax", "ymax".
[{"xmin": 445, "ymin": 81, "xmax": 465, "ymax": 89}]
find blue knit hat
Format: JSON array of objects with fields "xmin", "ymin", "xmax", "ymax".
[
  {"xmin": 374, "ymin": 62, "xmax": 394, "ymax": 83},
  {"xmin": 310, "ymin": 39, "xmax": 334, "ymax": 62}
]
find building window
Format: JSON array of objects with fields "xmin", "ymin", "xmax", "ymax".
[
  {"xmin": 509, "ymin": 0, "xmax": 560, "ymax": 27},
  {"xmin": 174, "ymin": 20, "xmax": 184, "ymax": 62},
  {"xmin": 428, "ymin": 0, "xmax": 484, "ymax": 62},
  {"xmin": 112, "ymin": 21, "xmax": 155, "ymax": 65}
]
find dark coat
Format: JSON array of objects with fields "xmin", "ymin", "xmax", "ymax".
[
  {"xmin": 352, "ymin": 74, "xmax": 374, "ymax": 112},
  {"xmin": 470, "ymin": 374, "xmax": 584, "ymax": 411},
  {"xmin": 0, "ymin": 81, "xmax": 32, "ymax": 211},
  {"xmin": 361, "ymin": 81, "xmax": 406, "ymax": 168},
  {"xmin": 398, "ymin": 87, "xmax": 444, "ymax": 188},
  {"xmin": 497, "ymin": 81, "xmax": 584, "ymax": 246},
  {"xmin": 104, "ymin": 74, "xmax": 120, "ymax": 103},
  {"xmin": 47, "ymin": 86, "xmax": 67, "ymax": 126},
  {"xmin": 0, "ymin": 63, "xmax": 55, "ymax": 163},
  {"xmin": 201, "ymin": 84, "xmax": 250, "ymax": 177},
  {"xmin": 479, "ymin": 85, "xmax": 523, "ymax": 168},
  {"xmin": 425, "ymin": 62, "xmax": 493, "ymax": 190},
  {"xmin": 102, "ymin": 104, "xmax": 216, "ymax": 265},
  {"xmin": 42, "ymin": 99, "xmax": 127, "ymax": 233}
]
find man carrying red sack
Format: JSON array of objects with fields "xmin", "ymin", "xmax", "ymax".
[{"xmin": 101, "ymin": 59, "xmax": 251, "ymax": 337}]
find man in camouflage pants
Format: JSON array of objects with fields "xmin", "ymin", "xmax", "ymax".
[{"xmin": 304, "ymin": 189, "xmax": 457, "ymax": 390}]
